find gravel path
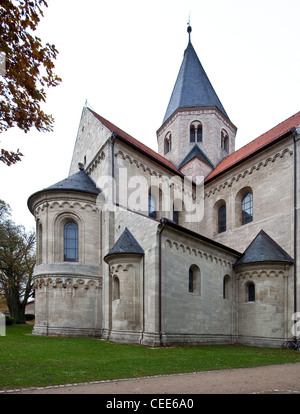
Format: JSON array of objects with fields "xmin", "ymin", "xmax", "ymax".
[{"xmin": 4, "ymin": 362, "xmax": 300, "ymax": 395}]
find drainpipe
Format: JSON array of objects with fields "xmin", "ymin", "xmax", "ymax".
[
  {"xmin": 139, "ymin": 254, "xmax": 145, "ymax": 345},
  {"xmin": 293, "ymin": 126, "xmax": 300, "ymax": 319},
  {"xmin": 111, "ymin": 133, "xmax": 116, "ymax": 196},
  {"xmin": 158, "ymin": 218, "xmax": 167, "ymax": 347}
]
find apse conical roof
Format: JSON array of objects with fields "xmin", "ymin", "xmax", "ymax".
[
  {"xmin": 104, "ymin": 228, "xmax": 144, "ymax": 260},
  {"xmin": 235, "ymin": 230, "xmax": 294, "ymax": 267},
  {"xmin": 42, "ymin": 169, "xmax": 100, "ymax": 195}
]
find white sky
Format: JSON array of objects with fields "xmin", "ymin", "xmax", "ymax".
[{"xmin": 1, "ymin": 0, "xmax": 300, "ymax": 231}]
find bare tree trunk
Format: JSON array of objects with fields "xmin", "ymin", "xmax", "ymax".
[{"xmin": 6, "ymin": 285, "xmax": 25, "ymax": 322}]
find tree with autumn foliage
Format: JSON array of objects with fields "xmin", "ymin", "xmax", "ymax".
[{"xmin": 0, "ymin": 0, "xmax": 61, "ymax": 166}]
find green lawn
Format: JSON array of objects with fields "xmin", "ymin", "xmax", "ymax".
[{"xmin": 1, "ymin": 324, "xmax": 300, "ymax": 390}]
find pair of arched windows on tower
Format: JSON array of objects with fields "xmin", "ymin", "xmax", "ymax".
[
  {"xmin": 190, "ymin": 123, "xmax": 202, "ymax": 143},
  {"xmin": 164, "ymin": 124, "xmax": 229, "ymax": 154}
]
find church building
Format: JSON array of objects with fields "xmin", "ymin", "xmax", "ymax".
[{"xmin": 28, "ymin": 27, "xmax": 300, "ymax": 347}]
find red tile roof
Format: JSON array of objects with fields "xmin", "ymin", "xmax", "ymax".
[
  {"xmin": 205, "ymin": 111, "xmax": 300, "ymax": 182},
  {"xmin": 88, "ymin": 107, "xmax": 300, "ymax": 183},
  {"xmin": 88, "ymin": 108, "xmax": 183, "ymax": 177}
]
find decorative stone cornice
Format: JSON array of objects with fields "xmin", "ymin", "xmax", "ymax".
[
  {"xmin": 34, "ymin": 198, "xmax": 98, "ymax": 218},
  {"xmin": 205, "ymin": 147, "xmax": 293, "ymax": 198},
  {"xmin": 86, "ymin": 149, "xmax": 106, "ymax": 175},
  {"xmin": 34, "ymin": 276, "xmax": 102, "ymax": 290},
  {"xmin": 115, "ymin": 150, "xmax": 196, "ymax": 199},
  {"xmin": 236, "ymin": 269, "xmax": 287, "ymax": 279},
  {"xmin": 165, "ymin": 237, "xmax": 234, "ymax": 268}
]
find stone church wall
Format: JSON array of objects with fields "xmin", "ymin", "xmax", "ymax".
[
  {"xmin": 202, "ymin": 136, "xmax": 295, "ymax": 256},
  {"xmin": 157, "ymin": 108, "xmax": 237, "ymax": 169},
  {"xmin": 160, "ymin": 226, "xmax": 239, "ymax": 345},
  {"xmin": 103, "ymin": 208, "xmax": 160, "ymax": 345},
  {"xmin": 235, "ymin": 263, "xmax": 294, "ymax": 347},
  {"xmin": 69, "ymin": 107, "xmax": 113, "ymax": 178},
  {"xmin": 30, "ymin": 190, "xmax": 102, "ymax": 337}
]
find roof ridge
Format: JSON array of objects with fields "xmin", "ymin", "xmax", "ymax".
[
  {"xmin": 205, "ymin": 110, "xmax": 300, "ymax": 182},
  {"xmin": 237, "ymin": 110, "xmax": 300, "ymax": 154},
  {"xmin": 87, "ymin": 107, "xmax": 183, "ymax": 177},
  {"xmin": 178, "ymin": 144, "xmax": 214, "ymax": 170}
]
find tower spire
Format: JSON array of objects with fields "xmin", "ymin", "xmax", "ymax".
[{"xmin": 187, "ymin": 14, "xmax": 192, "ymax": 42}]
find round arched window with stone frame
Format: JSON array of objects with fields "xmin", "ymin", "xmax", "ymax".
[
  {"xmin": 164, "ymin": 132, "xmax": 172, "ymax": 155},
  {"xmin": 223, "ymin": 275, "xmax": 232, "ymax": 300},
  {"xmin": 64, "ymin": 221, "xmax": 78, "ymax": 262},
  {"xmin": 188, "ymin": 264, "xmax": 201, "ymax": 295},
  {"xmin": 246, "ymin": 281, "xmax": 255, "ymax": 302},
  {"xmin": 221, "ymin": 129, "xmax": 229, "ymax": 152},
  {"xmin": 235, "ymin": 186, "xmax": 253, "ymax": 227},
  {"xmin": 242, "ymin": 193, "xmax": 253, "ymax": 225},
  {"xmin": 36, "ymin": 220, "xmax": 43, "ymax": 265},
  {"xmin": 113, "ymin": 275, "xmax": 120, "ymax": 301},
  {"xmin": 218, "ymin": 204, "xmax": 226, "ymax": 233}
]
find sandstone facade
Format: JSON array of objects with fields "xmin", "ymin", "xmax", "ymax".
[{"xmin": 28, "ymin": 33, "xmax": 300, "ymax": 348}]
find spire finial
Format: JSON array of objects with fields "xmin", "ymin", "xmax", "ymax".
[{"xmin": 187, "ymin": 13, "xmax": 192, "ymax": 42}]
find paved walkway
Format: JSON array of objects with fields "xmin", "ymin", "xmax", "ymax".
[{"xmin": 4, "ymin": 362, "xmax": 300, "ymax": 394}]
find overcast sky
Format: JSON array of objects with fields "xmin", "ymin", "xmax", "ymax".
[{"xmin": 1, "ymin": 0, "xmax": 300, "ymax": 231}]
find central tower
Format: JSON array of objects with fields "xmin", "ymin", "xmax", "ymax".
[{"xmin": 157, "ymin": 26, "xmax": 237, "ymax": 179}]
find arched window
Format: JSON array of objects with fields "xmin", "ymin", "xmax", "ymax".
[
  {"xmin": 173, "ymin": 205, "xmax": 179, "ymax": 225},
  {"xmin": 197, "ymin": 124, "xmax": 203, "ymax": 142},
  {"xmin": 247, "ymin": 282, "xmax": 255, "ymax": 302},
  {"xmin": 64, "ymin": 222, "xmax": 78, "ymax": 262},
  {"xmin": 188, "ymin": 265, "xmax": 201, "ymax": 295},
  {"xmin": 113, "ymin": 276, "xmax": 120, "ymax": 301},
  {"xmin": 242, "ymin": 193, "xmax": 253, "ymax": 225},
  {"xmin": 164, "ymin": 133, "xmax": 172, "ymax": 155},
  {"xmin": 148, "ymin": 194, "xmax": 156, "ymax": 219},
  {"xmin": 235, "ymin": 187, "xmax": 253, "ymax": 227},
  {"xmin": 37, "ymin": 222, "xmax": 42, "ymax": 265},
  {"xmin": 218, "ymin": 204, "xmax": 226, "ymax": 233},
  {"xmin": 190, "ymin": 122, "xmax": 203, "ymax": 143},
  {"xmin": 190, "ymin": 125, "xmax": 195, "ymax": 143},
  {"xmin": 223, "ymin": 275, "xmax": 231, "ymax": 300},
  {"xmin": 221, "ymin": 129, "xmax": 229, "ymax": 152}
]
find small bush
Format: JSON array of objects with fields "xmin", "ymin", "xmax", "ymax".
[
  {"xmin": 5, "ymin": 316, "xmax": 15, "ymax": 326},
  {"xmin": 25, "ymin": 314, "xmax": 35, "ymax": 321},
  {"xmin": 15, "ymin": 319, "xmax": 26, "ymax": 324}
]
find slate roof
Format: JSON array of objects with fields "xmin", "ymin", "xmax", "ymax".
[
  {"xmin": 88, "ymin": 108, "xmax": 183, "ymax": 177},
  {"xmin": 178, "ymin": 144, "xmax": 214, "ymax": 170},
  {"xmin": 104, "ymin": 228, "xmax": 144, "ymax": 260},
  {"xmin": 88, "ymin": 108, "xmax": 300, "ymax": 189},
  {"xmin": 42, "ymin": 169, "xmax": 100, "ymax": 195},
  {"xmin": 235, "ymin": 230, "xmax": 294, "ymax": 267},
  {"xmin": 28, "ymin": 169, "xmax": 100, "ymax": 211},
  {"xmin": 162, "ymin": 40, "xmax": 229, "ymax": 124}
]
